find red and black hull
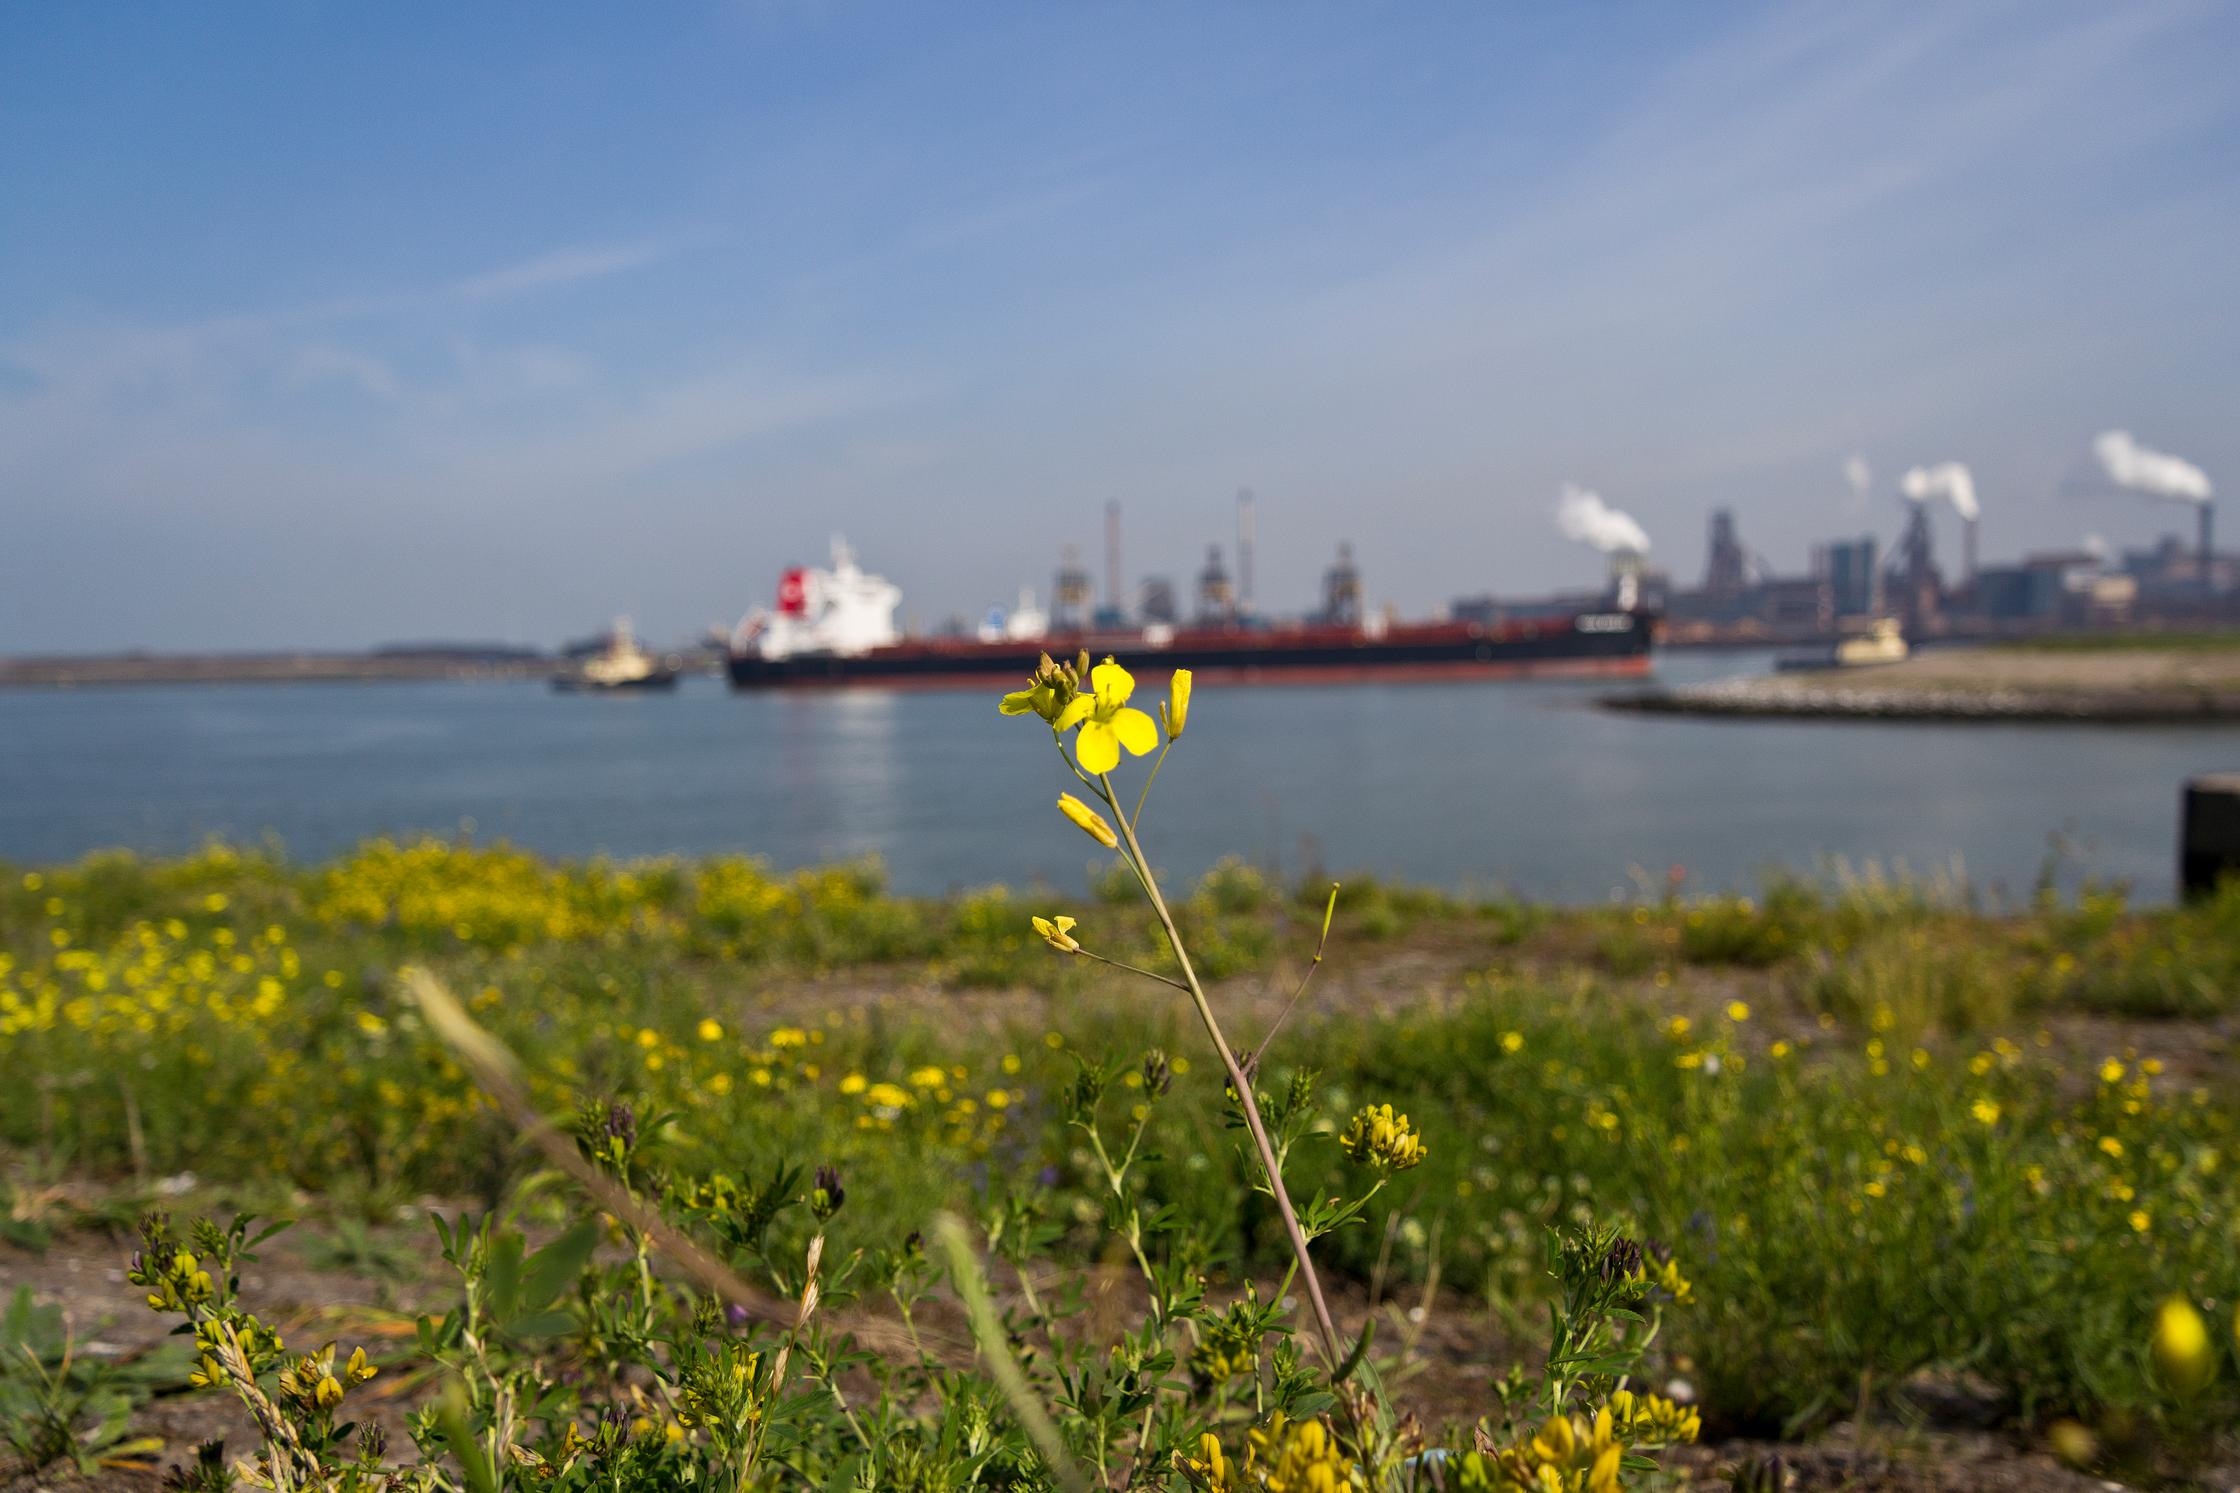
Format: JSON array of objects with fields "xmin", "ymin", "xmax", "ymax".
[{"xmin": 727, "ymin": 612, "xmax": 1655, "ymax": 691}]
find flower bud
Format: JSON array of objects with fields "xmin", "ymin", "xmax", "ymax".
[
  {"xmin": 810, "ymin": 1163, "xmax": 845, "ymax": 1222},
  {"xmin": 1162, "ymin": 669, "xmax": 1193, "ymax": 740},
  {"xmin": 1057, "ymin": 793, "xmax": 1118, "ymax": 849}
]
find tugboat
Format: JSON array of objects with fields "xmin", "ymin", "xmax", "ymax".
[
  {"xmin": 726, "ymin": 539, "xmax": 1654, "ymax": 691},
  {"xmin": 552, "ymin": 617, "xmax": 682, "ymax": 692},
  {"xmin": 1776, "ymin": 617, "xmax": 1910, "ymax": 673}
]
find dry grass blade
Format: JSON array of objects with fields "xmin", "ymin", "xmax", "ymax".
[{"xmin": 400, "ymin": 966, "xmax": 915, "ymax": 1352}]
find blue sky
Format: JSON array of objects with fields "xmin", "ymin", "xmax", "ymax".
[{"xmin": 3, "ymin": 2, "xmax": 2237, "ymax": 650}]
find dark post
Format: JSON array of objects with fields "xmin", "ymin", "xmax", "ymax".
[{"xmin": 2180, "ymin": 773, "xmax": 2240, "ymax": 898}]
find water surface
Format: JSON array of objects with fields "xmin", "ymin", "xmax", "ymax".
[{"xmin": 2, "ymin": 654, "xmax": 2231, "ymax": 902}]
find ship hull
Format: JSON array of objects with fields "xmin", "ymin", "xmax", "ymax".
[{"xmin": 727, "ymin": 614, "xmax": 1654, "ymax": 691}]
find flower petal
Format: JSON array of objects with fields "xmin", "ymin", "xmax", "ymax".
[
  {"xmin": 999, "ymin": 688, "xmax": 1040, "ymax": 716},
  {"xmin": 1111, "ymin": 707, "xmax": 1159, "ymax": 756},
  {"xmin": 1090, "ymin": 660, "xmax": 1135, "ymax": 704},
  {"xmin": 1076, "ymin": 721, "xmax": 1120, "ymax": 775},
  {"xmin": 1052, "ymin": 696, "xmax": 1094, "ymax": 733}
]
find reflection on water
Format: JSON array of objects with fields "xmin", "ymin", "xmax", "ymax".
[{"xmin": 0, "ymin": 653, "xmax": 2233, "ymax": 902}]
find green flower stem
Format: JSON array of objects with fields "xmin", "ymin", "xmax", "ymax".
[
  {"xmin": 1094, "ymin": 772, "xmax": 1348, "ymax": 1374},
  {"xmin": 1076, "ymin": 947, "xmax": 1191, "ymax": 995},
  {"xmin": 1129, "ymin": 738, "xmax": 1172, "ymax": 831}
]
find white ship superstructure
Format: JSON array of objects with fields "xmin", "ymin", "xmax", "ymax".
[{"xmin": 733, "ymin": 538, "xmax": 903, "ymax": 660}]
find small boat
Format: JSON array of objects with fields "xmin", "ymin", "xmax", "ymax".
[
  {"xmin": 1776, "ymin": 617, "xmax": 1910, "ymax": 673},
  {"xmin": 552, "ymin": 617, "xmax": 682, "ymax": 692}
]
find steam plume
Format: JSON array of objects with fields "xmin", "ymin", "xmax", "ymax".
[
  {"xmin": 2094, "ymin": 430, "xmax": 2211, "ymax": 504},
  {"xmin": 1555, "ymin": 482, "xmax": 1650, "ymax": 555},
  {"xmin": 1843, "ymin": 454, "xmax": 1871, "ymax": 504},
  {"xmin": 1900, "ymin": 462, "xmax": 1979, "ymax": 521}
]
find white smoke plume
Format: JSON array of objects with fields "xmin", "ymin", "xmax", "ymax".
[
  {"xmin": 1555, "ymin": 482, "xmax": 1650, "ymax": 555},
  {"xmin": 2094, "ymin": 430, "xmax": 2211, "ymax": 504},
  {"xmin": 1843, "ymin": 453, "xmax": 1871, "ymax": 503},
  {"xmin": 1900, "ymin": 462, "xmax": 1980, "ymax": 522}
]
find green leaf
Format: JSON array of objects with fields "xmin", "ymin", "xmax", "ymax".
[
  {"xmin": 516, "ymin": 1218, "xmax": 600, "ymax": 1316},
  {"xmin": 436, "ymin": 1385, "xmax": 497, "ymax": 1493}
]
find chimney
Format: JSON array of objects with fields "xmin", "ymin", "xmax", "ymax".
[
  {"xmin": 2200, "ymin": 502, "xmax": 2215, "ymax": 585},
  {"xmin": 1236, "ymin": 487, "xmax": 1256, "ymax": 617},
  {"xmin": 1105, "ymin": 500, "xmax": 1122, "ymax": 614},
  {"xmin": 1963, "ymin": 515, "xmax": 1979, "ymax": 586}
]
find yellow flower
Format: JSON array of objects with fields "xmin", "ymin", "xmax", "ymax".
[
  {"xmin": 1243, "ymin": 1414, "xmax": 1353, "ymax": 1493},
  {"xmin": 2129, "ymin": 1210, "xmax": 2151, "ymax": 1233},
  {"xmin": 1725, "ymin": 1000, "xmax": 1750, "ymax": 1022},
  {"xmin": 696, "ymin": 1017, "xmax": 723, "ymax": 1043},
  {"xmin": 2153, "ymin": 1296, "xmax": 2215, "ymax": 1400},
  {"xmin": 1057, "ymin": 793, "xmax": 1119, "ymax": 849},
  {"xmin": 998, "ymin": 652, "xmax": 1081, "ymax": 723},
  {"xmin": 1162, "ymin": 668, "xmax": 1193, "ymax": 740},
  {"xmin": 1340, "ymin": 1102, "xmax": 1427, "ymax": 1171},
  {"xmin": 1176, "ymin": 1430, "xmax": 1232, "ymax": 1491},
  {"xmin": 2098, "ymin": 1136, "xmax": 2124, "ymax": 1159},
  {"xmin": 1054, "ymin": 659, "xmax": 1160, "ymax": 775},
  {"xmin": 1971, "ymin": 1098, "xmax": 2001, "ymax": 1126},
  {"xmin": 1031, "ymin": 914, "xmax": 1082, "ymax": 953}
]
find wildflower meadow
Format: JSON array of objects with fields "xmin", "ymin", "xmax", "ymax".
[{"xmin": 3, "ymin": 659, "xmax": 2238, "ymax": 1489}]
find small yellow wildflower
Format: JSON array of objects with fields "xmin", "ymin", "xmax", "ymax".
[
  {"xmin": 1243, "ymin": 1414, "xmax": 1354, "ymax": 1493},
  {"xmin": 1971, "ymin": 1097, "xmax": 2001, "ymax": 1126},
  {"xmin": 696, "ymin": 1018, "xmax": 723, "ymax": 1043},
  {"xmin": 2099, "ymin": 1136, "xmax": 2124, "ymax": 1159},
  {"xmin": 839, "ymin": 1073, "xmax": 867, "ymax": 1095},
  {"xmin": 1057, "ymin": 793, "xmax": 1119, "ymax": 849},
  {"xmin": 2153, "ymin": 1296, "xmax": 2215, "ymax": 1399},
  {"xmin": 1031, "ymin": 914, "xmax": 1082, "ymax": 953},
  {"xmin": 1175, "ymin": 1430, "xmax": 1231, "ymax": 1491},
  {"xmin": 863, "ymin": 1081, "xmax": 911, "ymax": 1109},
  {"xmin": 1054, "ymin": 659, "xmax": 1160, "ymax": 775},
  {"xmin": 998, "ymin": 651, "xmax": 1082, "ymax": 724},
  {"xmin": 1500, "ymin": 1030, "xmax": 1525, "ymax": 1054},
  {"xmin": 1340, "ymin": 1103, "xmax": 1427, "ymax": 1171},
  {"xmin": 1725, "ymin": 1000, "xmax": 1750, "ymax": 1022},
  {"xmin": 2099, "ymin": 1058, "xmax": 2125, "ymax": 1085},
  {"xmin": 2129, "ymin": 1210, "xmax": 2151, "ymax": 1233}
]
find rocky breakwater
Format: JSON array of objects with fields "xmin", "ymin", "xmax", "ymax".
[{"xmin": 1604, "ymin": 642, "xmax": 2240, "ymax": 723}]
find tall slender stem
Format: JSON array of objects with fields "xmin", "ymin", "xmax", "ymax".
[{"xmin": 1097, "ymin": 774, "xmax": 1346, "ymax": 1371}]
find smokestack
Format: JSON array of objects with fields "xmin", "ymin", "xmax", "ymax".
[
  {"xmin": 2201, "ymin": 503, "xmax": 2215, "ymax": 582},
  {"xmin": 1236, "ymin": 487, "xmax": 1256, "ymax": 617},
  {"xmin": 1105, "ymin": 500, "xmax": 1122, "ymax": 614},
  {"xmin": 1964, "ymin": 515, "xmax": 1979, "ymax": 585}
]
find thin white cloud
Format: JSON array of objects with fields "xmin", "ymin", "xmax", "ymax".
[{"xmin": 451, "ymin": 241, "xmax": 677, "ymax": 303}]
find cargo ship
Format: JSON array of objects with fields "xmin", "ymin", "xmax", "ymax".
[{"xmin": 726, "ymin": 541, "xmax": 1654, "ymax": 691}]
